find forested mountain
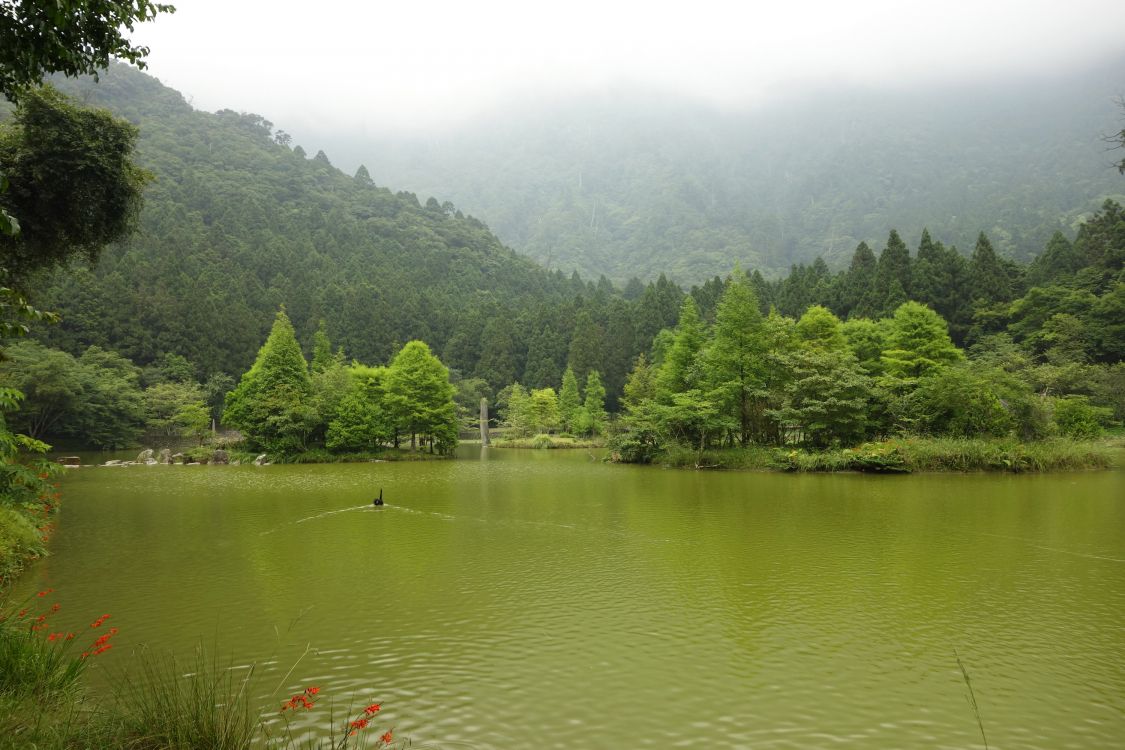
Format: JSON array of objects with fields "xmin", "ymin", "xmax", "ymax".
[
  {"xmin": 26, "ymin": 64, "xmax": 586, "ymax": 377},
  {"xmin": 5, "ymin": 63, "xmax": 1120, "ymax": 438},
  {"xmin": 303, "ymin": 60, "xmax": 1125, "ymax": 284}
]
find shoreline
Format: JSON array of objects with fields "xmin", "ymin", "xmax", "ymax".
[{"xmin": 626, "ymin": 436, "xmax": 1121, "ymax": 474}]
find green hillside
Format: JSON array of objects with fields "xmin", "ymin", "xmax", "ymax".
[
  {"xmin": 27, "ymin": 65, "xmax": 584, "ymax": 377},
  {"xmin": 309, "ymin": 62, "xmax": 1125, "ymax": 284}
]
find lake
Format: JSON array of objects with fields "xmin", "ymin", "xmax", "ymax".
[{"xmin": 15, "ymin": 448, "xmax": 1125, "ymax": 749}]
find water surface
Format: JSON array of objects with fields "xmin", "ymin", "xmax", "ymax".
[{"xmin": 17, "ymin": 449, "xmax": 1125, "ymax": 749}]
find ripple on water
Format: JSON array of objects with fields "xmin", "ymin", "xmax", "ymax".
[{"xmin": 20, "ymin": 456, "xmax": 1125, "ymax": 749}]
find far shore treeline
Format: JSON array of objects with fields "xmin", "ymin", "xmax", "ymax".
[{"xmin": 0, "ymin": 64, "xmax": 1121, "ymax": 462}]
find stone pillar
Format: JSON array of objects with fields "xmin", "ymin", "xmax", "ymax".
[{"xmin": 480, "ymin": 397, "xmax": 490, "ymax": 445}]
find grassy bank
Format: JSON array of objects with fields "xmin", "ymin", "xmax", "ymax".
[
  {"xmin": 0, "ymin": 508, "xmax": 48, "ymax": 585},
  {"xmin": 651, "ymin": 437, "xmax": 1120, "ymax": 473},
  {"xmin": 489, "ymin": 434, "xmax": 605, "ymax": 449},
  {"xmin": 0, "ymin": 594, "xmax": 406, "ymax": 749}
]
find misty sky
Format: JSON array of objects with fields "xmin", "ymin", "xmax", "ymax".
[{"xmin": 132, "ymin": 0, "xmax": 1125, "ymax": 133}]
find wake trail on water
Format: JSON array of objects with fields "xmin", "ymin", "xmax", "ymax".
[
  {"xmin": 941, "ymin": 524, "xmax": 1125, "ymax": 564},
  {"xmin": 971, "ymin": 530, "xmax": 1125, "ymax": 563},
  {"xmin": 257, "ymin": 501, "xmax": 677, "ymax": 546}
]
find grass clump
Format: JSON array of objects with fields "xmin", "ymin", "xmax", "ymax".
[{"xmin": 491, "ymin": 433, "xmax": 605, "ymax": 449}]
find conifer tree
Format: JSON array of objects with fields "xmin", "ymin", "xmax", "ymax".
[
  {"xmin": 969, "ymin": 232, "xmax": 1014, "ymax": 305},
  {"xmin": 567, "ymin": 310, "xmax": 604, "ymax": 384},
  {"xmin": 874, "ymin": 230, "xmax": 912, "ymax": 315},
  {"xmin": 881, "ymin": 302, "xmax": 963, "ymax": 380},
  {"xmin": 706, "ymin": 269, "xmax": 767, "ymax": 444},
  {"xmin": 558, "ymin": 367, "xmax": 581, "ymax": 433},
  {"xmin": 580, "ymin": 370, "xmax": 607, "ymax": 436},
  {"xmin": 658, "ymin": 296, "xmax": 706, "ymax": 396},
  {"xmin": 795, "ymin": 305, "xmax": 847, "ymax": 352},
  {"xmin": 223, "ymin": 308, "xmax": 315, "ymax": 453},
  {"xmin": 310, "ymin": 320, "xmax": 335, "ymax": 374},
  {"xmin": 385, "ymin": 340, "xmax": 458, "ymax": 453}
]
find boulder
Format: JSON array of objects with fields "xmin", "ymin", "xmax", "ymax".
[
  {"xmin": 253, "ymin": 454, "xmax": 268, "ymax": 466},
  {"xmin": 211, "ymin": 449, "xmax": 230, "ymax": 465},
  {"xmin": 136, "ymin": 448, "xmax": 154, "ymax": 463},
  {"xmin": 158, "ymin": 448, "xmax": 172, "ymax": 464},
  {"xmin": 103, "ymin": 459, "xmax": 123, "ymax": 467},
  {"xmin": 171, "ymin": 452, "xmax": 185, "ymax": 464},
  {"xmin": 59, "ymin": 456, "xmax": 81, "ymax": 466}
]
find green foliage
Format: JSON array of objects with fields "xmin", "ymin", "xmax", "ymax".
[
  {"xmin": 528, "ymin": 388, "xmax": 560, "ymax": 434},
  {"xmin": 222, "ymin": 309, "xmax": 315, "ymax": 454},
  {"xmin": 0, "ymin": 0, "xmax": 173, "ymax": 101},
  {"xmin": 326, "ymin": 367, "xmax": 391, "ymax": 452},
  {"xmin": 795, "ymin": 305, "xmax": 847, "ymax": 351},
  {"xmin": 385, "ymin": 340, "xmax": 458, "ymax": 454},
  {"xmin": 774, "ymin": 348, "xmax": 870, "ymax": 448},
  {"xmin": 705, "ymin": 269, "xmax": 767, "ymax": 444},
  {"xmin": 881, "ymin": 301, "xmax": 963, "ymax": 380},
  {"xmin": 580, "ymin": 371, "xmax": 607, "ymax": 437},
  {"xmin": 501, "ymin": 383, "xmax": 534, "ymax": 438},
  {"xmin": 557, "ymin": 367, "xmax": 581, "ymax": 433},
  {"xmin": 908, "ymin": 362, "xmax": 1030, "ymax": 438},
  {"xmin": 658, "ymin": 295, "xmax": 706, "ymax": 395},
  {"xmin": 143, "ymin": 380, "xmax": 205, "ymax": 437},
  {"xmin": 0, "ymin": 86, "xmax": 148, "ymax": 283},
  {"xmin": 1052, "ymin": 396, "xmax": 1113, "ymax": 439},
  {"xmin": 0, "ymin": 506, "xmax": 44, "ymax": 582},
  {"xmin": 0, "ymin": 341, "xmax": 143, "ymax": 447}
]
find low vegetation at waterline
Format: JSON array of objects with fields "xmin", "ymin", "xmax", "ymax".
[
  {"xmin": 489, "ymin": 433, "xmax": 605, "ymax": 449},
  {"xmin": 646, "ymin": 436, "xmax": 1118, "ymax": 473},
  {"xmin": 0, "ymin": 594, "xmax": 405, "ymax": 749}
]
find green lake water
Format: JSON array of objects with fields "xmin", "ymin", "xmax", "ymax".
[{"xmin": 14, "ymin": 448, "xmax": 1125, "ymax": 749}]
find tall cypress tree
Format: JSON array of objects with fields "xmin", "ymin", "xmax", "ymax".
[
  {"xmin": 223, "ymin": 308, "xmax": 315, "ymax": 453},
  {"xmin": 706, "ymin": 269, "xmax": 768, "ymax": 445},
  {"xmin": 658, "ymin": 295, "xmax": 706, "ymax": 396}
]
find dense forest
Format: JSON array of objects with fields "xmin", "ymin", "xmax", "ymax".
[
  {"xmin": 315, "ymin": 60, "xmax": 1125, "ymax": 283},
  {"xmin": 0, "ymin": 65, "xmax": 1121, "ymax": 454}
]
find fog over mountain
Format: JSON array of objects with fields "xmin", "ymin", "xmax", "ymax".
[{"xmin": 282, "ymin": 59, "xmax": 1125, "ymax": 283}]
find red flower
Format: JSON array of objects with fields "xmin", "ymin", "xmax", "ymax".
[
  {"xmin": 364, "ymin": 702, "xmax": 381, "ymax": 716},
  {"xmin": 349, "ymin": 718, "xmax": 369, "ymax": 731},
  {"xmin": 50, "ymin": 603, "xmax": 60, "ymax": 612},
  {"xmin": 380, "ymin": 730, "xmax": 393, "ymax": 744},
  {"xmin": 305, "ymin": 686, "xmax": 320, "ymax": 696},
  {"xmin": 90, "ymin": 614, "xmax": 111, "ymax": 628},
  {"xmin": 281, "ymin": 694, "xmax": 315, "ymax": 711},
  {"xmin": 36, "ymin": 588, "xmax": 54, "ymax": 597}
]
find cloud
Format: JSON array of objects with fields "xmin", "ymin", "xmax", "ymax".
[{"xmin": 132, "ymin": 0, "xmax": 1125, "ymax": 131}]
